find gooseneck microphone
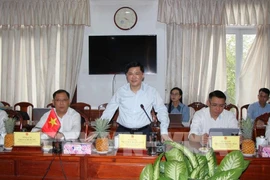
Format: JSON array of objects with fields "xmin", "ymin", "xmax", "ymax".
[{"xmin": 140, "ymin": 104, "xmax": 152, "ymax": 123}]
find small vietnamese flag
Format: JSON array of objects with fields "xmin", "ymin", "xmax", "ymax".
[{"xmin": 41, "ymin": 109, "xmax": 61, "ymax": 138}]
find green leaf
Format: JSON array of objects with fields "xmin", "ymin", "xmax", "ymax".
[
  {"xmin": 242, "ymin": 160, "xmax": 250, "ymax": 172},
  {"xmin": 164, "ymin": 141, "xmax": 198, "ymax": 169},
  {"xmin": 183, "ymin": 156, "xmax": 193, "ymax": 175},
  {"xmin": 157, "ymin": 177, "xmax": 173, "ymax": 180},
  {"xmin": 140, "ymin": 164, "xmax": 153, "ymax": 180},
  {"xmin": 159, "ymin": 161, "xmax": 165, "ymax": 174},
  {"xmin": 190, "ymin": 163, "xmax": 204, "ymax": 179},
  {"xmin": 165, "ymin": 148, "xmax": 185, "ymax": 162},
  {"xmin": 218, "ymin": 150, "xmax": 244, "ymax": 172},
  {"xmin": 205, "ymin": 148, "xmax": 217, "ymax": 177},
  {"xmin": 153, "ymin": 153, "xmax": 164, "ymax": 180},
  {"xmin": 195, "ymin": 153, "xmax": 207, "ymax": 166},
  {"xmin": 198, "ymin": 164, "xmax": 209, "ymax": 179},
  {"xmin": 208, "ymin": 168, "xmax": 243, "ymax": 180},
  {"xmin": 164, "ymin": 160, "xmax": 188, "ymax": 180}
]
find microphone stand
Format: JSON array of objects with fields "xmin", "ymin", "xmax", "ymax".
[
  {"xmin": 140, "ymin": 104, "xmax": 153, "ymax": 124},
  {"xmin": 140, "ymin": 104, "xmax": 161, "ymax": 154}
]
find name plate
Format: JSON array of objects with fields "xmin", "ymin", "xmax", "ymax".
[
  {"xmin": 14, "ymin": 132, "xmax": 41, "ymax": 146},
  {"xmin": 211, "ymin": 136, "xmax": 240, "ymax": 151},
  {"xmin": 119, "ymin": 134, "xmax": 146, "ymax": 149}
]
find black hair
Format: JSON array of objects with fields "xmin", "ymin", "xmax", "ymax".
[
  {"xmin": 208, "ymin": 90, "xmax": 226, "ymax": 101},
  {"xmin": 168, "ymin": 87, "xmax": 183, "ymax": 113},
  {"xmin": 124, "ymin": 61, "xmax": 144, "ymax": 74},
  {"xmin": 259, "ymin": 88, "xmax": 270, "ymax": 96},
  {"xmin": 53, "ymin": 89, "xmax": 70, "ymax": 99}
]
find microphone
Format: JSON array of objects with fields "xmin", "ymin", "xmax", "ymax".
[{"xmin": 140, "ymin": 104, "xmax": 152, "ymax": 123}]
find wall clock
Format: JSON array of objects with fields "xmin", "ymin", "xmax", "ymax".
[{"xmin": 114, "ymin": 7, "xmax": 137, "ymax": 30}]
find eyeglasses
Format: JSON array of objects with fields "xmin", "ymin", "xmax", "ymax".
[
  {"xmin": 209, "ymin": 102, "xmax": 226, "ymax": 108},
  {"xmin": 54, "ymin": 99, "xmax": 69, "ymax": 103},
  {"xmin": 170, "ymin": 93, "xmax": 180, "ymax": 96}
]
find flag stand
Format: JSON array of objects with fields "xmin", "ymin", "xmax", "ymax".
[{"xmin": 52, "ymin": 141, "xmax": 62, "ymax": 154}]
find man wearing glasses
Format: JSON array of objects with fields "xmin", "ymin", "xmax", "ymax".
[
  {"xmin": 188, "ymin": 90, "xmax": 238, "ymax": 144},
  {"xmin": 32, "ymin": 89, "xmax": 81, "ymax": 140}
]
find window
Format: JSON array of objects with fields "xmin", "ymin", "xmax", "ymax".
[{"xmin": 226, "ymin": 27, "xmax": 256, "ymax": 104}]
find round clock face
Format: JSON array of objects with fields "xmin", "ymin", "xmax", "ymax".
[{"xmin": 114, "ymin": 7, "xmax": 137, "ymax": 30}]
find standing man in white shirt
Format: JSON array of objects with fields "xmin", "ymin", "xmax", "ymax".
[
  {"xmin": 189, "ymin": 90, "xmax": 238, "ymax": 144},
  {"xmin": 101, "ymin": 61, "xmax": 171, "ymax": 141}
]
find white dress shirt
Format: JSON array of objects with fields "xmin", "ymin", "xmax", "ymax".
[
  {"xmin": 0, "ymin": 110, "xmax": 8, "ymax": 133},
  {"xmin": 32, "ymin": 108, "xmax": 81, "ymax": 140},
  {"xmin": 189, "ymin": 107, "xmax": 238, "ymax": 138},
  {"xmin": 101, "ymin": 82, "xmax": 169, "ymax": 134}
]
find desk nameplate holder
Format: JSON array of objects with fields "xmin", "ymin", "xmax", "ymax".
[
  {"xmin": 12, "ymin": 132, "xmax": 41, "ymax": 152},
  {"xmin": 119, "ymin": 134, "xmax": 147, "ymax": 149},
  {"xmin": 211, "ymin": 136, "xmax": 240, "ymax": 151}
]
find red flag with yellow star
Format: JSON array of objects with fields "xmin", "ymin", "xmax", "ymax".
[{"xmin": 41, "ymin": 109, "xmax": 61, "ymax": 138}]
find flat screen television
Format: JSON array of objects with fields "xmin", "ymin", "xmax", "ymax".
[{"xmin": 88, "ymin": 35, "xmax": 157, "ymax": 74}]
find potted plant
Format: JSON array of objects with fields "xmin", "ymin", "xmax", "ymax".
[
  {"xmin": 4, "ymin": 117, "xmax": 16, "ymax": 149},
  {"xmin": 92, "ymin": 118, "xmax": 111, "ymax": 152},
  {"xmin": 241, "ymin": 117, "xmax": 256, "ymax": 155},
  {"xmin": 140, "ymin": 141, "xmax": 249, "ymax": 180}
]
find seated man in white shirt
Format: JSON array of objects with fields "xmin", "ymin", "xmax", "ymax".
[
  {"xmin": 189, "ymin": 90, "xmax": 238, "ymax": 145},
  {"xmin": 32, "ymin": 89, "xmax": 81, "ymax": 140}
]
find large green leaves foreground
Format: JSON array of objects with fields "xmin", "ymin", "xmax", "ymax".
[{"xmin": 140, "ymin": 141, "xmax": 249, "ymax": 180}]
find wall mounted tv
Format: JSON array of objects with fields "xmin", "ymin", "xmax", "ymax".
[{"xmin": 89, "ymin": 35, "xmax": 157, "ymax": 74}]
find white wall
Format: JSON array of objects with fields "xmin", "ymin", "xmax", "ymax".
[{"xmin": 78, "ymin": 0, "xmax": 167, "ymax": 109}]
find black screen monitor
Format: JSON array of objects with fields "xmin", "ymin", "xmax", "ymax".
[{"xmin": 88, "ymin": 35, "xmax": 157, "ymax": 75}]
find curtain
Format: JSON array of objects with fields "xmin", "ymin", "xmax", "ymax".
[
  {"xmin": 0, "ymin": 0, "xmax": 89, "ymax": 107},
  {"xmin": 225, "ymin": 0, "xmax": 270, "ymax": 107},
  {"xmin": 238, "ymin": 25, "xmax": 270, "ymax": 106},
  {"xmin": 158, "ymin": 0, "xmax": 270, "ymax": 106},
  {"xmin": 158, "ymin": 0, "xmax": 227, "ymax": 104}
]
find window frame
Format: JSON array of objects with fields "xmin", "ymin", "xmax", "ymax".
[{"xmin": 226, "ymin": 26, "xmax": 256, "ymax": 104}]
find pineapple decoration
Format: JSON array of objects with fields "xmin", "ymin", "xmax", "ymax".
[
  {"xmin": 93, "ymin": 118, "xmax": 111, "ymax": 152},
  {"xmin": 4, "ymin": 117, "xmax": 16, "ymax": 148},
  {"xmin": 241, "ymin": 117, "xmax": 256, "ymax": 155}
]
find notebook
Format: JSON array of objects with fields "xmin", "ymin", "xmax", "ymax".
[
  {"xmin": 32, "ymin": 108, "xmax": 51, "ymax": 121},
  {"xmin": 209, "ymin": 128, "xmax": 240, "ymax": 136},
  {"xmin": 168, "ymin": 114, "xmax": 183, "ymax": 128}
]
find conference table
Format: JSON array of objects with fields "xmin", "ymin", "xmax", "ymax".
[{"xmin": 0, "ymin": 139, "xmax": 269, "ymax": 180}]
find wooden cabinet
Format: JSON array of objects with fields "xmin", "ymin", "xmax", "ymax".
[{"xmin": 0, "ymin": 149, "xmax": 270, "ymax": 179}]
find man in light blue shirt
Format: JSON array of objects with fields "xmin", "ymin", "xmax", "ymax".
[
  {"xmin": 101, "ymin": 61, "xmax": 171, "ymax": 141},
  {"xmin": 247, "ymin": 88, "xmax": 270, "ymax": 121}
]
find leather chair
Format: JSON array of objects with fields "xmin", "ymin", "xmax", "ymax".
[
  {"xmin": 253, "ymin": 112, "xmax": 270, "ymax": 141},
  {"xmin": 14, "ymin": 102, "xmax": 34, "ymax": 120},
  {"xmin": 188, "ymin": 102, "xmax": 208, "ymax": 124},
  {"xmin": 4, "ymin": 109, "xmax": 24, "ymax": 131},
  {"xmin": 188, "ymin": 102, "xmax": 208, "ymax": 112},
  {"xmin": 98, "ymin": 103, "xmax": 108, "ymax": 117},
  {"xmin": 46, "ymin": 103, "xmax": 55, "ymax": 108},
  {"xmin": 74, "ymin": 109, "xmax": 90, "ymax": 137},
  {"xmin": 1, "ymin": 101, "xmax": 10, "ymax": 107},
  {"xmin": 224, "ymin": 103, "xmax": 239, "ymax": 120},
  {"xmin": 70, "ymin": 102, "xmax": 91, "ymax": 121},
  {"xmin": 240, "ymin": 104, "xmax": 249, "ymax": 120}
]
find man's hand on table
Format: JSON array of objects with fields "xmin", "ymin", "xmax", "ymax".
[{"xmin": 54, "ymin": 132, "xmax": 64, "ymax": 140}]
